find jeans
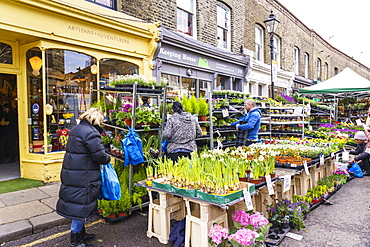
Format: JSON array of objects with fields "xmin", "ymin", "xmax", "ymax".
[{"xmin": 71, "ymin": 219, "xmax": 85, "ymax": 233}]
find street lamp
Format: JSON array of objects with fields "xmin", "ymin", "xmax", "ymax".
[{"xmin": 264, "ymin": 10, "xmax": 280, "ymax": 99}]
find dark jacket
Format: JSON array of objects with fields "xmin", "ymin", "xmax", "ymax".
[
  {"xmin": 56, "ymin": 119, "xmax": 110, "ymax": 220},
  {"xmin": 231, "ymin": 108, "xmax": 262, "ymax": 141},
  {"xmin": 162, "ymin": 112, "xmax": 202, "ymax": 154},
  {"xmin": 350, "ymin": 142, "xmax": 370, "ymax": 172}
]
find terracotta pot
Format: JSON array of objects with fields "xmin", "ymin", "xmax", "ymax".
[
  {"xmin": 199, "ymin": 115, "xmax": 207, "ymax": 121},
  {"xmin": 270, "ymin": 173, "xmax": 276, "ymax": 179},
  {"xmin": 239, "ymin": 177, "xmax": 248, "ymax": 182},
  {"xmin": 118, "ymin": 212, "xmax": 128, "ymax": 217},
  {"xmin": 249, "ymin": 178, "xmax": 262, "ymax": 184},
  {"xmin": 124, "ymin": 119, "xmax": 132, "ymax": 126},
  {"xmin": 107, "ymin": 213, "xmax": 118, "ymax": 219}
]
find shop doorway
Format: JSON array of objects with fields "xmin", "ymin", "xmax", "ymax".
[{"xmin": 0, "ymin": 73, "xmax": 20, "ymax": 181}]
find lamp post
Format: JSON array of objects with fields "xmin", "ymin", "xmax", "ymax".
[{"xmin": 264, "ymin": 10, "xmax": 280, "ymax": 99}]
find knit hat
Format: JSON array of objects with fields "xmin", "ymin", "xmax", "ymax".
[{"xmin": 354, "ymin": 131, "xmax": 367, "ymax": 140}]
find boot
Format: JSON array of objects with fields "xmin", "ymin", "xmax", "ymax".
[
  {"xmin": 81, "ymin": 225, "xmax": 96, "ymax": 241},
  {"xmin": 70, "ymin": 230, "xmax": 94, "ymax": 247}
]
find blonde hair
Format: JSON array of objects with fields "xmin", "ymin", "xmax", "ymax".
[
  {"xmin": 79, "ymin": 108, "xmax": 104, "ymax": 125},
  {"xmin": 244, "ymin": 99, "xmax": 256, "ymax": 107}
]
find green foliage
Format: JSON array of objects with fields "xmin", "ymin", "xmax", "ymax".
[
  {"xmin": 190, "ymin": 96, "xmax": 200, "ymax": 115},
  {"xmin": 198, "ymin": 97, "xmax": 209, "ymax": 116},
  {"xmin": 0, "ymin": 178, "xmax": 44, "ymax": 194},
  {"xmin": 135, "ymin": 106, "xmax": 162, "ymax": 125},
  {"xmin": 132, "ymin": 165, "xmax": 148, "ymax": 210},
  {"xmin": 181, "ymin": 96, "xmax": 193, "ymax": 114}
]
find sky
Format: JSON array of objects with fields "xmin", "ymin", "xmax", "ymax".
[{"xmin": 278, "ymin": 0, "xmax": 370, "ymax": 68}]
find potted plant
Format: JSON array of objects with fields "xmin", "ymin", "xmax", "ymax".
[
  {"xmin": 135, "ymin": 106, "xmax": 161, "ymax": 131},
  {"xmin": 198, "ymin": 97, "xmax": 209, "ymax": 121}
]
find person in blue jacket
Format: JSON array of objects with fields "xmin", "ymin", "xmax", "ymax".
[{"xmin": 230, "ymin": 99, "xmax": 262, "ymax": 147}]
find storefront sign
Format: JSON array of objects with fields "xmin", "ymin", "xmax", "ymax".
[
  {"xmin": 159, "ymin": 45, "xmax": 245, "ymax": 76},
  {"xmin": 32, "ymin": 103, "xmax": 40, "ymax": 114}
]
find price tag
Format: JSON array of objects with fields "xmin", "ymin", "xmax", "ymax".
[
  {"xmin": 320, "ymin": 154, "xmax": 325, "ymax": 166},
  {"xmin": 266, "ymin": 175, "xmax": 274, "ymax": 195},
  {"xmin": 342, "ymin": 151, "xmax": 349, "ymax": 162},
  {"xmin": 286, "ymin": 232, "xmax": 303, "ymax": 241},
  {"xmin": 355, "ymin": 119, "xmax": 363, "ymax": 126},
  {"xmin": 294, "ymin": 107, "xmax": 303, "ymax": 115},
  {"xmin": 222, "ymin": 109, "xmax": 229, "ymax": 118},
  {"xmin": 283, "ymin": 175, "xmax": 291, "ymax": 192},
  {"xmin": 261, "ymin": 102, "xmax": 266, "ymax": 108},
  {"xmin": 303, "ymin": 160, "xmax": 310, "ymax": 175},
  {"xmin": 335, "ymin": 153, "xmax": 340, "ymax": 162},
  {"xmin": 243, "ymin": 188, "xmax": 253, "ymax": 210}
]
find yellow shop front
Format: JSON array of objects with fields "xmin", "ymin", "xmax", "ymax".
[{"xmin": 0, "ymin": 0, "xmax": 159, "ymax": 182}]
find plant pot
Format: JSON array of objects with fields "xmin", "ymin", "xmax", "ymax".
[
  {"xmin": 107, "ymin": 213, "xmax": 118, "ymax": 219},
  {"xmin": 118, "ymin": 212, "xmax": 128, "ymax": 217},
  {"xmin": 239, "ymin": 177, "xmax": 248, "ymax": 182},
  {"xmin": 199, "ymin": 115, "xmax": 207, "ymax": 121},
  {"xmin": 249, "ymin": 178, "xmax": 262, "ymax": 184},
  {"xmin": 124, "ymin": 119, "xmax": 132, "ymax": 126}
]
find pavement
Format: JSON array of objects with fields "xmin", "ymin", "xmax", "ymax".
[{"xmin": 0, "ymin": 182, "xmax": 69, "ymax": 243}]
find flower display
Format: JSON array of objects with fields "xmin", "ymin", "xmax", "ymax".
[
  {"xmin": 62, "ymin": 113, "xmax": 74, "ymax": 119},
  {"xmin": 209, "ymin": 210, "xmax": 270, "ymax": 247}
]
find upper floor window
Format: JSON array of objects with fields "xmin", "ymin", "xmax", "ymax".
[
  {"xmin": 217, "ymin": 4, "xmax": 231, "ymax": 50},
  {"xmin": 317, "ymin": 58, "xmax": 322, "ymax": 80},
  {"xmin": 304, "ymin": 53, "xmax": 309, "ymax": 78},
  {"xmin": 334, "ymin": 67, "xmax": 339, "ymax": 75},
  {"xmin": 293, "ymin": 47, "xmax": 299, "ymax": 75},
  {"xmin": 86, "ymin": 0, "xmax": 116, "ymax": 9},
  {"xmin": 177, "ymin": 0, "xmax": 196, "ymax": 37},
  {"xmin": 0, "ymin": 42, "xmax": 12, "ymax": 64},
  {"xmin": 323, "ymin": 62, "xmax": 328, "ymax": 80},
  {"xmin": 272, "ymin": 36, "xmax": 280, "ymax": 67},
  {"xmin": 255, "ymin": 26, "xmax": 264, "ymax": 61}
]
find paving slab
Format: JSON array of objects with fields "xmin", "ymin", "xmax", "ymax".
[
  {"xmin": 0, "ymin": 201, "xmax": 53, "ymax": 225},
  {"xmin": 29, "ymin": 212, "xmax": 69, "ymax": 233},
  {"xmin": 0, "ymin": 200, "xmax": 5, "ymax": 208},
  {"xmin": 0, "ymin": 188, "xmax": 50, "ymax": 206},
  {"xmin": 41, "ymin": 197, "xmax": 58, "ymax": 210},
  {"xmin": 38, "ymin": 183, "xmax": 60, "ymax": 198},
  {"xmin": 0, "ymin": 220, "xmax": 32, "ymax": 243}
]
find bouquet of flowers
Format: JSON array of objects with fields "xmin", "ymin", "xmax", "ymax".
[{"xmin": 208, "ymin": 210, "xmax": 270, "ymax": 247}]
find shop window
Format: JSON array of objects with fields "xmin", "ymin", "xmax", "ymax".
[
  {"xmin": 258, "ymin": 84, "xmax": 263, "ymax": 96},
  {"xmin": 215, "ymin": 76, "xmax": 229, "ymax": 90},
  {"xmin": 0, "ymin": 42, "xmax": 12, "ymax": 64},
  {"xmin": 255, "ymin": 26, "xmax": 264, "ymax": 61},
  {"xmin": 217, "ymin": 4, "xmax": 230, "ymax": 50},
  {"xmin": 85, "ymin": 0, "xmax": 116, "ymax": 9},
  {"xmin": 181, "ymin": 77, "xmax": 196, "ymax": 97},
  {"xmin": 99, "ymin": 59, "xmax": 139, "ymax": 88},
  {"xmin": 162, "ymin": 74, "xmax": 180, "ymax": 98},
  {"xmin": 199, "ymin": 80, "xmax": 210, "ymax": 97},
  {"xmin": 177, "ymin": 0, "xmax": 196, "ymax": 37}
]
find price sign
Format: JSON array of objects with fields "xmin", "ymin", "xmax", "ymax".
[
  {"xmin": 342, "ymin": 151, "xmax": 349, "ymax": 162},
  {"xmin": 303, "ymin": 160, "xmax": 310, "ymax": 175},
  {"xmin": 222, "ymin": 109, "xmax": 229, "ymax": 118},
  {"xmin": 294, "ymin": 107, "xmax": 303, "ymax": 115},
  {"xmin": 320, "ymin": 154, "xmax": 325, "ymax": 166},
  {"xmin": 266, "ymin": 175, "xmax": 274, "ymax": 195},
  {"xmin": 283, "ymin": 175, "xmax": 291, "ymax": 192},
  {"xmin": 243, "ymin": 188, "xmax": 253, "ymax": 210}
]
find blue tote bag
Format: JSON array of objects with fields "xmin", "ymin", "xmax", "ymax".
[{"xmin": 100, "ymin": 163, "xmax": 121, "ymax": 200}]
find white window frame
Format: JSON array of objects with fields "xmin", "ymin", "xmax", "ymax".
[
  {"xmin": 293, "ymin": 47, "xmax": 299, "ymax": 75},
  {"xmin": 304, "ymin": 53, "xmax": 309, "ymax": 78},
  {"xmin": 217, "ymin": 4, "xmax": 231, "ymax": 50},
  {"xmin": 272, "ymin": 36, "xmax": 280, "ymax": 68},
  {"xmin": 255, "ymin": 26, "xmax": 264, "ymax": 62},
  {"xmin": 177, "ymin": 0, "xmax": 196, "ymax": 38},
  {"xmin": 317, "ymin": 58, "xmax": 322, "ymax": 80}
]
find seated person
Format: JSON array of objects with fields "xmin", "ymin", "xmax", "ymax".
[
  {"xmin": 141, "ymin": 97, "xmax": 151, "ymax": 107},
  {"xmin": 348, "ymin": 131, "xmax": 370, "ymax": 174}
]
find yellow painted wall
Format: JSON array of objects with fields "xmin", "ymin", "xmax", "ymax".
[{"xmin": 0, "ymin": 0, "xmax": 159, "ymax": 182}]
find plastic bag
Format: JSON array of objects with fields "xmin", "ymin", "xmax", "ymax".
[
  {"xmin": 161, "ymin": 140, "xmax": 169, "ymax": 154},
  {"xmin": 100, "ymin": 163, "xmax": 121, "ymax": 200},
  {"xmin": 349, "ymin": 163, "xmax": 364, "ymax": 178}
]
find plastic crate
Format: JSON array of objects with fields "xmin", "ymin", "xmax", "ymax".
[
  {"xmin": 146, "ymin": 189, "xmax": 185, "ymax": 244},
  {"xmin": 184, "ymin": 198, "xmax": 228, "ymax": 247}
]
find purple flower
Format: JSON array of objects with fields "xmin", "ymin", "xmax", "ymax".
[{"xmin": 233, "ymin": 210, "xmax": 250, "ymax": 227}]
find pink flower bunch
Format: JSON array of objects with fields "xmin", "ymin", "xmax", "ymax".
[
  {"xmin": 228, "ymin": 228, "xmax": 255, "ymax": 246},
  {"xmin": 208, "ymin": 224, "xmax": 229, "ymax": 245},
  {"xmin": 232, "ymin": 210, "xmax": 250, "ymax": 227},
  {"xmin": 248, "ymin": 212, "xmax": 269, "ymax": 229}
]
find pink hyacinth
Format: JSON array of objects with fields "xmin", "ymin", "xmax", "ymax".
[
  {"xmin": 232, "ymin": 210, "xmax": 250, "ymax": 227},
  {"xmin": 248, "ymin": 212, "xmax": 269, "ymax": 229},
  {"xmin": 208, "ymin": 224, "xmax": 229, "ymax": 245},
  {"xmin": 228, "ymin": 228, "xmax": 256, "ymax": 246}
]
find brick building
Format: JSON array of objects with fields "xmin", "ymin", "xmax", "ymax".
[{"xmin": 116, "ymin": 0, "xmax": 370, "ymax": 96}]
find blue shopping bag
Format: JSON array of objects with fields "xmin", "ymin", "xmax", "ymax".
[
  {"xmin": 349, "ymin": 163, "xmax": 364, "ymax": 178},
  {"xmin": 100, "ymin": 163, "xmax": 121, "ymax": 200}
]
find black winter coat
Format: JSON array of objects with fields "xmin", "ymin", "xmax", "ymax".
[{"xmin": 56, "ymin": 119, "xmax": 110, "ymax": 220}]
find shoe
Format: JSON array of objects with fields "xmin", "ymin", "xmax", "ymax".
[
  {"xmin": 70, "ymin": 230, "xmax": 94, "ymax": 247},
  {"xmin": 81, "ymin": 225, "xmax": 96, "ymax": 241}
]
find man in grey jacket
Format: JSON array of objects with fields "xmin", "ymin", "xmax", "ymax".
[{"xmin": 162, "ymin": 101, "xmax": 202, "ymax": 162}]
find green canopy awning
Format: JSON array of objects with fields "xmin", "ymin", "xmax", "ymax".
[{"xmin": 299, "ymin": 67, "xmax": 370, "ymax": 94}]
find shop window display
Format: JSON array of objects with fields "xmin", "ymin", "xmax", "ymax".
[{"xmin": 0, "ymin": 42, "xmax": 12, "ymax": 64}]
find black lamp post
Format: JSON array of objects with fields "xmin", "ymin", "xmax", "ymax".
[{"xmin": 264, "ymin": 10, "xmax": 280, "ymax": 99}]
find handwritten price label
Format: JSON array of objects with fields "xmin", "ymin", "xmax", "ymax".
[
  {"xmin": 283, "ymin": 175, "xmax": 291, "ymax": 192},
  {"xmin": 243, "ymin": 188, "xmax": 253, "ymax": 211}
]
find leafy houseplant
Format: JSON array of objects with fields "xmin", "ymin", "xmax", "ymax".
[
  {"xmin": 135, "ymin": 106, "xmax": 161, "ymax": 130},
  {"xmin": 198, "ymin": 97, "xmax": 209, "ymax": 117}
]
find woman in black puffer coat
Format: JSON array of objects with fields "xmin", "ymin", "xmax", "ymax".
[{"xmin": 56, "ymin": 108, "xmax": 110, "ymax": 247}]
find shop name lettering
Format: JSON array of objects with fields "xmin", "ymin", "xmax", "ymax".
[
  {"xmin": 160, "ymin": 48, "xmax": 196, "ymax": 63},
  {"xmin": 68, "ymin": 26, "xmax": 129, "ymax": 44}
]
